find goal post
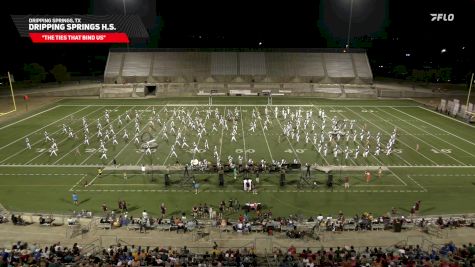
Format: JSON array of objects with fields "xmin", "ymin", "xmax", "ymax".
[{"xmin": 0, "ymin": 71, "xmax": 17, "ymax": 116}]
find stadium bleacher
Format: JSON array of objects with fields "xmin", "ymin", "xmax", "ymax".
[{"xmin": 101, "ymin": 49, "xmax": 374, "ymax": 98}]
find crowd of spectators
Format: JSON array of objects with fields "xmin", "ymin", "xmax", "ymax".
[
  {"xmin": 2, "ymin": 240, "xmax": 475, "ymax": 266},
  {"xmin": 274, "ymin": 242, "xmax": 475, "ymax": 267},
  {"xmin": 0, "ymin": 241, "xmax": 81, "ymax": 266},
  {"xmin": 0, "ymin": 242, "xmax": 258, "ymax": 266}
]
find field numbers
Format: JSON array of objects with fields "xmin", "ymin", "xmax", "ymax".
[
  {"xmin": 329, "ymin": 109, "xmax": 344, "ymax": 113},
  {"xmin": 186, "ymin": 148, "xmax": 207, "ymax": 153},
  {"xmin": 135, "ymin": 148, "xmax": 157, "ymax": 153},
  {"xmin": 85, "ymin": 148, "xmax": 96, "ymax": 153},
  {"xmin": 431, "ymin": 148, "xmax": 452, "ymax": 154},
  {"xmin": 393, "ymin": 149, "xmax": 403, "ymax": 154},
  {"xmin": 235, "ymin": 149, "xmax": 255, "ymax": 154},
  {"xmin": 36, "ymin": 148, "xmax": 46, "ymax": 153},
  {"xmin": 285, "ymin": 148, "xmax": 307, "ymax": 154},
  {"xmin": 361, "ymin": 109, "xmax": 375, "ymax": 113}
]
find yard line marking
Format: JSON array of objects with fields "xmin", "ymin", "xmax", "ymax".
[
  {"xmin": 419, "ymin": 106, "xmax": 475, "ymax": 129},
  {"xmin": 86, "ymin": 174, "xmax": 100, "ymax": 187},
  {"xmin": 0, "ymin": 106, "xmax": 90, "ymax": 152},
  {"xmin": 192, "ymin": 107, "xmax": 209, "ymax": 160},
  {"xmin": 255, "ymin": 107, "xmax": 274, "ymax": 162},
  {"xmin": 23, "ymin": 106, "xmax": 108, "ymax": 165},
  {"xmin": 375, "ymin": 108, "xmax": 467, "ymax": 166},
  {"xmin": 391, "ymin": 109, "xmax": 475, "ymax": 158},
  {"xmin": 103, "ymin": 106, "xmax": 156, "ymax": 166},
  {"xmin": 53, "ymin": 106, "xmax": 135, "ymax": 165},
  {"xmin": 69, "ymin": 174, "xmax": 88, "ymax": 191},
  {"xmin": 329, "ymin": 105, "xmax": 384, "ymax": 166},
  {"xmin": 239, "ymin": 106, "xmax": 248, "ymax": 161},
  {"xmin": 345, "ymin": 107, "xmax": 435, "ymax": 166},
  {"xmin": 273, "ymin": 109, "xmax": 301, "ymax": 163},
  {"xmin": 387, "ymin": 169, "xmax": 407, "ymax": 186},
  {"xmin": 218, "ymin": 106, "xmax": 227, "ymax": 160},
  {"xmin": 406, "ymin": 175, "xmax": 427, "ymax": 192},
  {"xmin": 394, "ymin": 107, "xmax": 475, "ymax": 148},
  {"xmin": 136, "ymin": 106, "xmax": 176, "ymax": 166},
  {"xmin": 0, "ymin": 105, "xmax": 60, "ymax": 130},
  {"xmin": 161, "ymin": 106, "xmax": 196, "ymax": 166}
]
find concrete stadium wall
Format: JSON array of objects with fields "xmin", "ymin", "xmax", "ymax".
[{"xmin": 20, "ymin": 84, "xmax": 101, "ymax": 97}]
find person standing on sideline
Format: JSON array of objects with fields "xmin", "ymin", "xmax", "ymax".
[
  {"xmin": 141, "ymin": 164, "xmax": 146, "ymax": 175},
  {"xmin": 378, "ymin": 167, "xmax": 383, "ymax": 179},
  {"xmin": 113, "ymin": 158, "xmax": 117, "ymax": 168},
  {"xmin": 97, "ymin": 167, "xmax": 103, "ymax": 177},
  {"xmin": 160, "ymin": 203, "xmax": 167, "ymax": 218},
  {"xmin": 72, "ymin": 192, "xmax": 78, "ymax": 206},
  {"xmin": 193, "ymin": 179, "xmax": 200, "ymax": 194},
  {"xmin": 305, "ymin": 163, "xmax": 311, "ymax": 178},
  {"xmin": 344, "ymin": 176, "xmax": 350, "ymax": 189},
  {"xmin": 123, "ymin": 172, "xmax": 127, "ymax": 180},
  {"xmin": 184, "ymin": 164, "xmax": 189, "ymax": 177}
]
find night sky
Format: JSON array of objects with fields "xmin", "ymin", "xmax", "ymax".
[{"xmin": 1, "ymin": 0, "xmax": 474, "ymax": 82}]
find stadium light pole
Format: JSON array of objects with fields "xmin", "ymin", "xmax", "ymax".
[
  {"xmin": 346, "ymin": 0, "xmax": 354, "ymax": 49},
  {"xmin": 122, "ymin": 0, "xmax": 129, "ymax": 50},
  {"xmin": 466, "ymin": 73, "xmax": 474, "ymax": 119}
]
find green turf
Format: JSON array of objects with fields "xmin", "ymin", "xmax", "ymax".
[{"xmin": 0, "ymin": 97, "xmax": 474, "ymax": 218}]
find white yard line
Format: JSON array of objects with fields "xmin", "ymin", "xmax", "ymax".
[
  {"xmin": 69, "ymin": 174, "xmax": 88, "ymax": 191},
  {"xmin": 387, "ymin": 169, "xmax": 408, "ymax": 186},
  {"xmin": 0, "ymin": 106, "xmax": 101, "ymax": 164},
  {"xmin": 394, "ymin": 107, "xmax": 475, "ymax": 148},
  {"xmin": 345, "ymin": 107, "xmax": 435, "ymax": 166},
  {"xmin": 101, "ymin": 106, "xmax": 156, "ymax": 166},
  {"xmin": 53, "ymin": 106, "xmax": 134, "ymax": 165},
  {"xmin": 239, "ymin": 106, "xmax": 248, "ymax": 161},
  {"xmin": 419, "ymin": 106, "xmax": 475, "ymax": 129},
  {"xmin": 192, "ymin": 107, "xmax": 209, "ymax": 160},
  {"xmin": 254, "ymin": 107, "xmax": 274, "ymax": 162},
  {"xmin": 406, "ymin": 175, "xmax": 427, "ymax": 192},
  {"xmin": 158, "ymin": 107, "xmax": 195, "ymax": 166},
  {"xmin": 273, "ymin": 110, "xmax": 301, "ymax": 163},
  {"xmin": 329, "ymin": 105, "xmax": 384, "ymax": 166},
  {"xmin": 218, "ymin": 106, "xmax": 227, "ymax": 159},
  {"xmin": 85, "ymin": 174, "xmax": 100, "ymax": 187},
  {"xmin": 374, "ymin": 108, "xmax": 467, "ymax": 166},
  {"xmin": 0, "ymin": 105, "xmax": 60, "ymax": 130},
  {"xmin": 23, "ymin": 106, "xmax": 108, "ymax": 165},
  {"xmin": 0, "ymin": 106, "xmax": 90, "ymax": 151}
]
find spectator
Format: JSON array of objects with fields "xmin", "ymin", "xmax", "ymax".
[{"xmin": 72, "ymin": 192, "xmax": 78, "ymax": 206}]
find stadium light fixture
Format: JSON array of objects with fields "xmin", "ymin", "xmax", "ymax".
[{"xmin": 441, "ymin": 48, "xmax": 447, "ymax": 53}]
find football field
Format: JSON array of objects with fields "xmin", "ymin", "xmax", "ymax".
[{"xmin": 0, "ymin": 97, "xmax": 474, "ymax": 217}]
